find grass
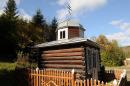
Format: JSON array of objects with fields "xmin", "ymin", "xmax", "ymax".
[
  {"xmin": 0, "ymin": 61, "xmax": 33, "ymax": 86},
  {"xmin": 0, "ymin": 62, "xmax": 16, "ymax": 70},
  {"xmin": 0, "ymin": 62, "xmax": 17, "ymax": 86}
]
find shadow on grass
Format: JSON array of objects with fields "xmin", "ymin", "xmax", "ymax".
[
  {"xmin": 0, "ymin": 68, "xmax": 28, "ymax": 86},
  {"xmin": 0, "ymin": 69, "xmax": 16, "ymax": 86},
  {"xmin": 127, "ymin": 81, "xmax": 130, "ymax": 86},
  {"xmin": 0, "ymin": 58, "xmax": 15, "ymax": 63}
]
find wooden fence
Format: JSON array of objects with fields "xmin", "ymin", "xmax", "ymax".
[
  {"xmin": 105, "ymin": 69, "xmax": 127, "ymax": 86},
  {"xmin": 105, "ymin": 70, "xmax": 123, "ymax": 81},
  {"xmin": 27, "ymin": 69, "xmax": 114, "ymax": 86}
]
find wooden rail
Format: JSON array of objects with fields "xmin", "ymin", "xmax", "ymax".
[
  {"xmin": 43, "ymin": 48, "xmax": 84, "ymax": 54},
  {"xmin": 41, "ymin": 61, "xmax": 83, "ymax": 65},
  {"xmin": 105, "ymin": 69, "xmax": 127, "ymax": 86},
  {"xmin": 40, "ymin": 47, "xmax": 85, "ymax": 71},
  {"xmin": 27, "ymin": 69, "xmax": 116, "ymax": 86},
  {"xmin": 28, "ymin": 69, "xmax": 73, "ymax": 86},
  {"xmin": 41, "ymin": 56, "xmax": 84, "ymax": 60},
  {"xmin": 42, "ymin": 52, "xmax": 84, "ymax": 57},
  {"xmin": 43, "ymin": 64, "xmax": 85, "ymax": 69}
]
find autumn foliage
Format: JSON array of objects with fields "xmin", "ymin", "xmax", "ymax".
[{"xmin": 96, "ymin": 35, "xmax": 125, "ymax": 66}]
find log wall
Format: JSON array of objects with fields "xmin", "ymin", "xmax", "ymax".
[{"xmin": 40, "ymin": 47, "xmax": 85, "ymax": 72}]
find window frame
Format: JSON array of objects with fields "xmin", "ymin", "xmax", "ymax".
[{"xmin": 58, "ymin": 28, "xmax": 68, "ymax": 40}]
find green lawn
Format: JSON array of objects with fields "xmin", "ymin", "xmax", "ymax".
[
  {"xmin": 0, "ymin": 62, "xmax": 17, "ymax": 86},
  {"xmin": 0, "ymin": 62, "xmax": 29, "ymax": 86},
  {"xmin": 0, "ymin": 62, "xmax": 16, "ymax": 70}
]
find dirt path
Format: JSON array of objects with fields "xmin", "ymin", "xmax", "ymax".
[{"xmin": 106, "ymin": 65, "xmax": 130, "ymax": 85}]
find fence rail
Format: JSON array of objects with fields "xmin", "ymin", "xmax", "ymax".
[
  {"xmin": 28, "ymin": 69, "xmax": 74, "ymax": 86},
  {"xmin": 27, "ymin": 69, "xmax": 118, "ymax": 86}
]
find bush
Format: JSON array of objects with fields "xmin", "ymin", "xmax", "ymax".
[
  {"xmin": 16, "ymin": 51, "xmax": 38, "ymax": 69},
  {"xmin": 96, "ymin": 35, "xmax": 125, "ymax": 66}
]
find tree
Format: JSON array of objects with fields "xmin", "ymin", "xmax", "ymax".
[
  {"xmin": 32, "ymin": 10, "xmax": 50, "ymax": 42},
  {"xmin": 96, "ymin": 35, "xmax": 125, "ymax": 66},
  {"xmin": 50, "ymin": 17, "xmax": 58, "ymax": 41},
  {"xmin": 32, "ymin": 9, "xmax": 49, "ymax": 43},
  {"xmin": 32, "ymin": 9, "xmax": 45, "ymax": 26},
  {"xmin": 0, "ymin": 0, "xmax": 18, "ymax": 60},
  {"xmin": 4, "ymin": 0, "xmax": 18, "ymax": 20}
]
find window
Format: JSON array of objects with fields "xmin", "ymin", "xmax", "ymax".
[
  {"xmin": 63, "ymin": 31, "xmax": 65, "ymax": 38},
  {"xmin": 60, "ymin": 31, "xmax": 62, "ymax": 39},
  {"xmin": 60, "ymin": 30, "xmax": 66, "ymax": 39},
  {"xmin": 58, "ymin": 28, "xmax": 68, "ymax": 40}
]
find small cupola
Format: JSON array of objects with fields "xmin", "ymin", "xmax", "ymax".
[{"xmin": 57, "ymin": 19, "xmax": 85, "ymax": 40}]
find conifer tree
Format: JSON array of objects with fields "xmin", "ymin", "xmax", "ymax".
[
  {"xmin": 50, "ymin": 17, "xmax": 58, "ymax": 41},
  {"xmin": 0, "ymin": 0, "xmax": 18, "ymax": 59},
  {"xmin": 32, "ymin": 9, "xmax": 48, "ymax": 42},
  {"xmin": 4, "ymin": 0, "xmax": 18, "ymax": 20},
  {"xmin": 32, "ymin": 9, "xmax": 45, "ymax": 26}
]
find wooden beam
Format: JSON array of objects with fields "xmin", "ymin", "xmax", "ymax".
[
  {"xmin": 41, "ymin": 56, "xmax": 84, "ymax": 60},
  {"xmin": 41, "ymin": 61, "xmax": 83, "ymax": 65},
  {"xmin": 42, "ymin": 64, "xmax": 85, "ymax": 69},
  {"xmin": 41, "ymin": 52, "xmax": 84, "ymax": 57},
  {"xmin": 43, "ymin": 47, "xmax": 84, "ymax": 54}
]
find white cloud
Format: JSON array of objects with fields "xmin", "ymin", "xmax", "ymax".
[
  {"xmin": 0, "ymin": 9, "xmax": 4, "ymax": 15},
  {"xmin": 110, "ymin": 20, "xmax": 130, "ymax": 31},
  {"xmin": 106, "ymin": 32, "xmax": 128, "ymax": 41},
  {"xmin": 0, "ymin": 0, "xmax": 8, "ymax": 9},
  {"xmin": 18, "ymin": 9, "xmax": 32, "ymax": 21},
  {"xmin": 56, "ymin": 9, "xmax": 68, "ymax": 20},
  {"xmin": 57, "ymin": 0, "xmax": 107, "ymax": 20},
  {"xmin": 58, "ymin": 0, "xmax": 67, "ymax": 5},
  {"xmin": 107, "ymin": 20, "xmax": 130, "ymax": 46},
  {"xmin": 15, "ymin": 0, "xmax": 20, "ymax": 5}
]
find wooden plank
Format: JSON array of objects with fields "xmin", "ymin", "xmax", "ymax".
[
  {"xmin": 42, "ymin": 52, "xmax": 84, "ymax": 57},
  {"xmin": 41, "ymin": 61, "xmax": 83, "ymax": 65},
  {"xmin": 43, "ymin": 64, "xmax": 85, "ymax": 69},
  {"xmin": 43, "ymin": 47, "xmax": 84, "ymax": 54},
  {"xmin": 41, "ymin": 56, "xmax": 84, "ymax": 60}
]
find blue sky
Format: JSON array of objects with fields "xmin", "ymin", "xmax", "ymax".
[{"xmin": 0, "ymin": 0, "xmax": 130, "ymax": 46}]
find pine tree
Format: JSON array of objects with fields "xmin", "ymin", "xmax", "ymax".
[
  {"xmin": 50, "ymin": 17, "xmax": 58, "ymax": 41},
  {"xmin": 0, "ymin": 0, "xmax": 18, "ymax": 60},
  {"xmin": 32, "ymin": 9, "xmax": 45, "ymax": 26},
  {"xmin": 4, "ymin": 0, "xmax": 18, "ymax": 20},
  {"xmin": 32, "ymin": 9, "xmax": 48, "ymax": 42}
]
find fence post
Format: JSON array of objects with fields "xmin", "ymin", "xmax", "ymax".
[
  {"xmin": 84, "ymin": 80, "xmax": 86, "ymax": 86},
  {"xmin": 87, "ymin": 79, "xmax": 89, "ymax": 86},
  {"xmin": 102, "ymin": 81, "xmax": 104, "ymax": 86},
  {"xmin": 98, "ymin": 80, "xmax": 100, "ymax": 86},
  {"xmin": 90, "ymin": 78, "xmax": 93, "ymax": 86},
  {"xmin": 71, "ymin": 69, "xmax": 75, "ymax": 86},
  {"xmin": 94, "ymin": 79, "xmax": 96, "ymax": 86},
  {"xmin": 36, "ymin": 67, "xmax": 39, "ymax": 86}
]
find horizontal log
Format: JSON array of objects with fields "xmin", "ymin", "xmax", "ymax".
[
  {"xmin": 44, "ymin": 68, "xmax": 85, "ymax": 73},
  {"xmin": 42, "ymin": 64, "xmax": 85, "ymax": 69},
  {"xmin": 43, "ymin": 47, "xmax": 84, "ymax": 54},
  {"xmin": 41, "ymin": 61, "xmax": 84, "ymax": 65},
  {"xmin": 42, "ymin": 52, "xmax": 84, "ymax": 57},
  {"xmin": 41, "ymin": 56, "xmax": 84, "ymax": 60}
]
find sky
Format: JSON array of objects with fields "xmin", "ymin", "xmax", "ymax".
[{"xmin": 0, "ymin": 0, "xmax": 130, "ymax": 46}]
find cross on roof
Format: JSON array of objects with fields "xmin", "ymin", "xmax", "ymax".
[{"xmin": 66, "ymin": 0, "xmax": 72, "ymax": 17}]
